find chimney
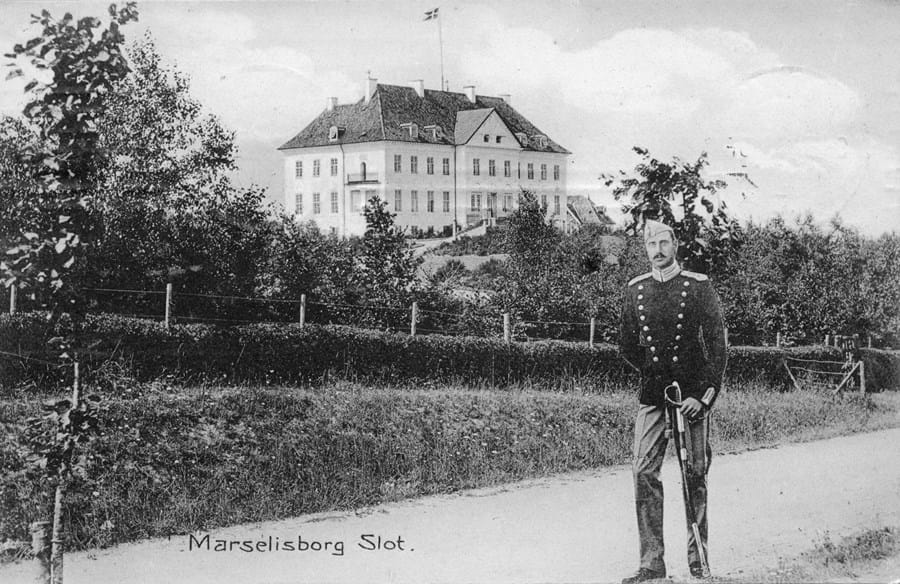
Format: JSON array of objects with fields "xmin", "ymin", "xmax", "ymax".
[
  {"xmin": 410, "ymin": 79, "xmax": 424, "ymax": 98},
  {"xmin": 365, "ymin": 76, "xmax": 377, "ymax": 105},
  {"xmin": 498, "ymin": 94, "xmax": 511, "ymax": 105},
  {"xmin": 463, "ymin": 85, "xmax": 476, "ymax": 104},
  {"xmin": 326, "ymin": 97, "xmax": 337, "ymax": 112}
]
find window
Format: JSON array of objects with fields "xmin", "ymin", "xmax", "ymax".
[
  {"xmin": 411, "ymin": 190, "xmax": 419, "ymax": 212},
  {"xmin": 313, "ymin": 192, "xmax": 321, "ymax": 214},
  {"xmin": 473, "ymin": 158, "xmax": 480, "ymax": 176},
  {"xmin": 313, "ymin": 160, "xmax": 320, "ymax": 177},
  {"xmin": 541, "ymin": 194, "xmax": 547, "ymax": 209},
  {"xmin": 394, "ymin": 189, "xmax": 402, "ymax": 212},
  {"xmin": 527, "ymin": 163, "xmax": 534, "ymax": 180},
  {"xmin": 410, "ymin": 156, "xmax": 418, "ymax": 174},
  {"xmin": 504, "ymin": 160, "xmax": 511, "ymax": 177},
  {"xmin": 331, "ymin": 158, "xmax": 338, "ymax": 176},
  {"xmin": 442, "ymin": 158, "xmax": 450, "ymax": 175},
  {"xmin": 427, "ymin": 191, "xmax": 435, "ymax": 213},
  {"xmin": 496, "ymin": 136, "xmax": 502, "ymax": 144},
  {"xmin": 554, "ymin": 195, "xmax": 561, "ymax": 216},
  {"xmin": 427, "ymin": 157, "xmax": 434, "ymax": 175},
  {"xmin": 394, "ymin": 154, "xmax": 402, "ymax": 173},
  {"xmin": 540, "ymin": 164, "xmax": 547, "ymax": 181},
  {"xmin": 471, "ymin": 191, "xmax": 482, "ymax": 211},
  {"xmin": 401, "ymin": 122, "xmax": 418, "ymax": 138},
  {"xmin": 503, "ymin": 194, "xmax": 513, "ymax": 212},
  {"xmin": 553, "ymin": 164, "xmax": 560, "ymax": 181},
  {"xmin": 296, "ymin": 192, "xmax": 303, "ymax": 215},
  {"xmin": 442, "ymin": 191, "xmax": 450, "ymax": 213},
  {"xmin": 483, "ymin": 134, "xmax": 490, "ymax": 143},
  {"xmin": 365, "ymin": 190, "xmax": 376, "ymax": 211},
  {"xmin": 351, "ymin": 190, "xmax": 361, "ymax": 212},
  {"xmin": 330, "ymin": 191, "xmax": 339, "ymax": 213},
  {"xmin": 517, "ymin": 162, "xmax": 521, "ymax": 179},
  {"xmin": 295, "ymin": 160, "xmax": 303, "ymax": 178},
  {"xmin": 488, "ymin": 160, "xmax": 496, "ymax": 177}
]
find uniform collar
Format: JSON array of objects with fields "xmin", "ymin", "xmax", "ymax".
[{"xmin": 651, "ymin": 261, "xmax": 681, "ymax": 283}]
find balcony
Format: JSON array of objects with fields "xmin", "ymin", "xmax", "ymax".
[{"xmin": 346, "ymin": 172, "xmax": 379, "ymax": 184}]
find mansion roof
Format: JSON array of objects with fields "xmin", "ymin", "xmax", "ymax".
[{"xmin": 278, "ymin": 84, "xmax": 570, "ymax": 154}]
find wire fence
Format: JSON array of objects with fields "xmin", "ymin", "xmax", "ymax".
[{"xmin": 3, "ymin": 284, "xmax": 878, "ymax": 349}]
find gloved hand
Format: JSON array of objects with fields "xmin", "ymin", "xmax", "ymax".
[{"xmin": 680, "ymin": 397, "xmax": 706, "ymax": 420}]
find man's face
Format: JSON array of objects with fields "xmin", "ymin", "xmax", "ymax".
[{"xmin": 644, "ymin": 231, "xmax": 677, "ymax": 269}]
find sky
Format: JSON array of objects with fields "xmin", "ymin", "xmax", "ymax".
[{"xmin": 1, "ymin": 0, "xmax": 899, "ymax": 234}]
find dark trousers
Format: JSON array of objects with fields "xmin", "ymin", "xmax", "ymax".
[{"xmin": 632, "ymin": 404, "xmax": 711, "ymax": 573}]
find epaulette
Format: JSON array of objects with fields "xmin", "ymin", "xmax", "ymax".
[
  {"xmin": 681, "ymin": 270, "xmax": 709, "ymax": 282},
  {"xmin": 627, "ymin": 273, "xmax": 652, "ymax": 286}
]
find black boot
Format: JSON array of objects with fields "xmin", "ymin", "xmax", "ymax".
[
  {"xmin": 621, "ymin": 567, "xmax": 667, "ymax": 583},
  {"xmin": 689, "ymin": 562, "xmax": 709, "ymax": 579}
]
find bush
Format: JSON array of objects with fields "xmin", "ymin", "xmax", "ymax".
[{"xmin": 0, "ymin": 313, "xmax": 897, "ymax": 393}]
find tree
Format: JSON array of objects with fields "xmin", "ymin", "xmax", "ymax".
[
  {"xmin": 2, "ymin": 4, "xmax": 138, "ymax": 313},
  {"xmin": 357, "ymin": 196, "xmax": 420, "ymax": 307},
  {"xmin": 603, "ymin": 147, "xmax": 747, "ymax": 274}
]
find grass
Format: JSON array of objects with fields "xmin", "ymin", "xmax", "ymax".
[
  {"xmin": 669, "ymin": 526, "xmax": 900, "ymax": 584},
  {"xmin": 1, "ymin": 378, "xmax": 898, "ymax": 555}
]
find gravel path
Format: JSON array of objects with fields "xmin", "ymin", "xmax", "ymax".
[{"xmin": 4, "ymin": 428, "xmax": 900, "ymax": 584}]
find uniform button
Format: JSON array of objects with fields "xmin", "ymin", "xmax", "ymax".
[
  {"xmin": 675, "ymin": 335, "xmax": 682, "ymax": 341},
  {"xmin": 647, "ymin": 336, "xmax": 653, "ymax": 341},
  {"xmin": 672, "ymin": 356, "xmax": 678, "ymax": 362},
  {"xmin": 678, "ymin": 313, "xmax": 684, "ymax": 319},
  {"xmin": 638, "ymin": 285, "xmax": 644, "ymax": 290},
  {"xmin": 637, "ymin": 295, "xmax": 644, "ymax": 300},
  {"xmin": 642, "ymin": 326, "xmax": 649, "ymax": 331},
  {"xmin": 680, "ymin": 302, "xmax": 686, "ymax": 307},
  {"xmin": 652, "ymin": 356, "xmax": 659, "ymax": 362},
  {"xmin": 676, "ymin": 324, "xmax": 682, "ymax": 330},
  {"xmin": 640, "ymin": 315, "xmax": 646, "ymax": 321},
  {"xmin": 674, "ymin": 346, "xmax": 679, "ymax": 351},
  {"xmin": 638, "ymin": 305, "xmax": 644, "ymax": 310},
  {"xmin": 650, "ymin": 346, "xmax": 656, "ymax": 352},
  {"xmin": 681, "ymin": 291, "xmax": 687, "ymax": 297},
  {"xmin": 684, "ymin": 282, "xmax": 690, "ymax": 287}
]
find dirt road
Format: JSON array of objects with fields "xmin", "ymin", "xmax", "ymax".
[{"xmin": 5, "ymin": 428, "xmax": 900, "ymax": 584}]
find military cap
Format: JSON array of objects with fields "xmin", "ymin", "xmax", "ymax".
[{"xmin": 643, "ymin": 219, "xmax": 675, "ymax": 242}]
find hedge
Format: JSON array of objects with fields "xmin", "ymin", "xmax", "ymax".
[{"xmin": 0, "ymin": 313, "xmax": 898, "ymax": 393}]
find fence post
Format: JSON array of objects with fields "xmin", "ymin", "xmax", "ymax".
[
  {"xmin": 299, "ymin": 294, "xmax": 307, "ymax": 328},
  {"xmin": 410, "ymin": 302, "xmax": 418, "ymax": 336},
  {"xmin": 31, "ymin": 520, "xmax": 51, "ymax": 582},
  {"xmin": 867, "ymin": 335, "xmax": 872, "ymax": 348},
  {"xmin": 164, "ymin": 283, "xmax": 173, "ymax": 330},
  {"xmin": 8, "ymin": 285, "xmax": 16, "ymax": 315},
  {"xmin": 859, "ymin": 360, "xmax": 866, "ymax": 395},
  {"xmin": 589, "ymin": 317, "xmax": 596, "ymax": 348},
  {"xmin": 724, "ymin": 327, "xmax": 729, "ymax": 347},
  {"xmin": 776, "ymin": 332, "xmax": 782, "ymax": 348},
  {"xmin": 824, "ymin": 334, "xmax": 830, "ymax": 346},
  {"xmin": 503, "ymin": 312, "xmax": 510, "ymax": 344}
]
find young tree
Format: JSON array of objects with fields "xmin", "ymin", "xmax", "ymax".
[{"xmin": 603, "ymin": 147, "xmax": 747, "ymax": 274}]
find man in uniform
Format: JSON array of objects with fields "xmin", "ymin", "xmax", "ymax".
[{"xmin": 618, "ymin": 219, "xmax": 727, "ymax": 583}]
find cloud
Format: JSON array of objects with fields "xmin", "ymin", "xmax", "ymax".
[{"xmin": 134, "ymin": 5, "xmax": 359, "ymax": 142}]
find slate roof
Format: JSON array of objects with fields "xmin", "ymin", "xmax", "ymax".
[{"xmin": 278, "ymin": 84, "xmax": 570, "ymax": 154}]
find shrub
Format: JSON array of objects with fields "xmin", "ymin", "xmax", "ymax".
[{"xmin": 0, "ymin": 313, "xmax": 897, "ymax": 393}]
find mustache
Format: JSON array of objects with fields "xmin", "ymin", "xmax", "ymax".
[{"xmin": 653, "ymin": 254, "xmax": 666, "ymax": 259}]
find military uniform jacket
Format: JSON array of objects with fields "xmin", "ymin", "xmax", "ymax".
[{"xmin": 618, "ymin": 268, "xmax": 728, "ymax": 408}]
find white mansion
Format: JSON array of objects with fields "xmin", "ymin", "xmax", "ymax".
[{"xmin": 279, "ymin": 78, "xmax": 571, "ymax": 237}]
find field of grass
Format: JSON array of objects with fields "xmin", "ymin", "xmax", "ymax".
[{"xmin": 1, "ymin": 379, "xmax": 898, "ymax": 555}]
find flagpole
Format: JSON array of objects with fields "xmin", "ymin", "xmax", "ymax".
[{"xmin": 438, "ymin": 12, "xmax": 445, "ymax": 90}]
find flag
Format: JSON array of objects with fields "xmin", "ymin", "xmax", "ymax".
[{"xmin": 423, "ymin": 7, "xmax": 439, "ymax": 20}]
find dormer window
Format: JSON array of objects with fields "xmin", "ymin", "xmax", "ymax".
[
  {"xmin": 328, "ymin": 126, "xmax": 345, "ymax": 142},
  {"xmin": 515, "ymin": 132, "xmax": 527, "ymax": 145},
  {"xmin": 400, "ymin": 122, "xmax": 419, "ymax": 139},
  {"xmin": 424, "ymin": 124, "xmax": 443, "ymax": 140},
  {"xmin": 533, "ymin": 135, "xmax": 548, "ymax": 148}
]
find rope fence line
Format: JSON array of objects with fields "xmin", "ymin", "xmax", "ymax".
[{"xmin": 784, "ymin": 356, "xmax": 847, "ymax": 366}]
